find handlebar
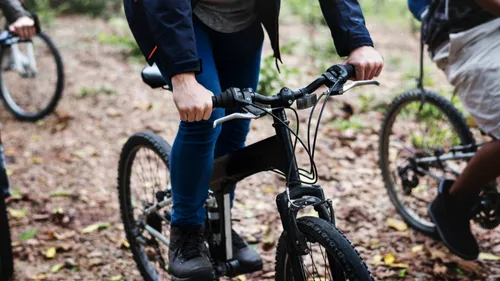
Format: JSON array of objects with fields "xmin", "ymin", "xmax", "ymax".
[
  {"xmin": 0, "ymin": 13, "xmax": 42, "ymax": 46},
  {"xmin": 212, "ymin": 64, "xmax": 356, "ymax": 109}
]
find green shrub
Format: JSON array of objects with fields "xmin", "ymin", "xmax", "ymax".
[
  {"xmin": 98, "ymin": 17, "xmax": 142, "ymax": 62},
  {"xmin": 287, "ymin": 0, "xmax": 327, "ymax": 26},
  {"xmin": 24, "ymin": 0, "xmax": 121, "ymax": 18}
]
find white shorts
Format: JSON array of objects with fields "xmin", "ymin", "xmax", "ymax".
[{"xmin": 432, "ymin": 18, "xmax": 500, "ymax": 139}]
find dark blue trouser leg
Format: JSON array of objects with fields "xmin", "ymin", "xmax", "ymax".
[
  {"xmin": 169, "ymin": 18, "xmax": 263, "ymax": 227},
  {"xmin": 212, "ymin": 22, "xmax": 264, "ymax": 205}
]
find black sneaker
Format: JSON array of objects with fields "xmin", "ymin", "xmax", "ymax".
[
  {"xmin": 168, "ymin": 226, "xmax": 216, "ymax": 281},
  {"xmin": 428, "ymin": 179, "xmax": 480, "ymax": 260},
  {"xmin": 231, "ymin": 229, "xmax": 263, "ymax": 276}
]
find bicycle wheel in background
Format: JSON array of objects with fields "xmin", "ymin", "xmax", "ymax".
[
  {"xmin": 0, "ymin": 32, "xmax": 64, "ymax": 121},
  {"xmin": 118, "ymin": 132, "xmax": 173, "ymax": 281},
  {"xmin": 275, "ymin": 216, "xmax": 374, "ymax": 281},
  {"xmin": 379, "ymin": 89, "xmax": 474, "ymax": 236},
  {"xmin": 0, "ymin": 185, "xmax": 13, "ymax": 281}
]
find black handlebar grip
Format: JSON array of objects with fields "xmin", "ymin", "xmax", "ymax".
[
  {"xmin": 30, "ymin": 13, "xmax": 42, "ymax": 34},
  {"xmin": 344, "ymin": 64, "xmax": 356, "ymax": 79},
  {"xmin": 212, "ymin": 89, "xmax": 235, "ymax": 108},
  {"xmin": 212, "ymin": 95, "xmax": 218, "ymax": 108}
]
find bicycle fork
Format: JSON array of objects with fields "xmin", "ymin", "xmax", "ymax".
[{"xmin": 206, "ymin": 187, "xmax": 240, "ymax": 277}]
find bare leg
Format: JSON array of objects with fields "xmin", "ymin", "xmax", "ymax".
[{"xmin": 450, "ymin": 140, "xmax": 500, "ymax": 200}]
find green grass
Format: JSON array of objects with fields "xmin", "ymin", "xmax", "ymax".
[
  {"xmin": 400, "ymin": 101, "xmax": 462, "ymax": 148},
  {"xmin": 329, "ymin": 116, "xmax": 366, "ymax": 131},
  {"xmin": 283, "ymin": 0, "xmax": 415, "ymax": 27},
  {"xmin": 258, "ymin": 41, "xmax": 299, "ymax": 96},
  {"xmin": 98, "ymin": 17, "xmax": 143, "ymax": 62},
  {"xmin": 78, "ymin": 86, "xmax": 117, "ymax": 98},
  {"xmin": 24, "ymin": 0, "xmax": 121, "ymax": 18}
]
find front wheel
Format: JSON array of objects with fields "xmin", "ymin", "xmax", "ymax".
[
  {"xmin": 118, "ymin": 132, "xmax": 173, "ymax": 281},
  {"xmin": 0, "ymin": 32, "xmax": 64, "ymax": 121},
  {"xmin": 275, "ymin": 217, "xmax": 374, "ymax": 281}
]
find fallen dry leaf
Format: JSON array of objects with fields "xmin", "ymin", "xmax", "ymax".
[
  {"xmin": 411, "ymin": 245, "xmax": 424, "ymax": 253},
  {"xmin": 45, "ymin": 247, "xmax": 56, "ymax": 259},
  {"xmin": 108, "ymin": 275, "xmax": 123, "ymax": 281},
  {"xmin": 372, "ymin": 254, "xmax": 382, "ymax": 265},
  {"xmin": 89, "ymin": 258, "xmax": 104, "ymax": 268},
  {"xmin": 387, "ymin": 218, "xmax": 408, "ymax": 231},
  {"xmin": 478, "ymin": 252, "xmax": 500, "ymax": 261},
  {"xmin": 31, "ymin": 157, "xmax": 43, "ymax": 164},
  {"xmin": 429, "ymin": 249, "xmax": 449, "ymax": 261},
  {"xmin": 120, "ymin": 239, "xmax": 130, "ymax": 249},
  {"xmin": 81, "ymin": 222, "xmax": 110, "ymax": 234},
  {"xmin": 72, "ymin": 146, "xmax": 98, "ymax": 159},
  {"xmin": 457, "ymin": 260, "xmax": 479, "ymax": 272},
  {"xmin": 261, "ymin": 225, "xmax": 275, "ymax": 251},
  {"xmin": 50, "ymin": 263, "xmax": 64, "ymax": 273},
  {"xmin": 29, "ymin": 273, "xmax": 48, "ymax": 280},
  {"xmin": 236, "ymin": 275, "xmax": 247, "ymax": 281},
  {"xmin": 9, "ymin": 208, "xmax": 27, "ymax": 219},
  {"xmin": 433, "ymin": 263, "xmax": 447, "ymax": 275},
  {"xmin": 389, "ymin": 263, "xmax": 409, "ymax": 269},
  {"xmin": 106, "ymin": 107, "xmax": 122, "ymax": 117},
  {"xmin": 50, "ymin": 189, "xmax": 72, "ymax": 197},
  {"xmin": 384, "ymin": 253, "xmax": 395, "ymax": 265}
]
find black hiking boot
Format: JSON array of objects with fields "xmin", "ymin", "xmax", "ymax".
[
  {"xmin": 428, "ymin": 179, "xmax": 480, "ymax": 260},
  {"xmin": 231, "ymin": 229, "xmax": 263, "ymax": 276},
  {"xmin": 168, "ymin": 226, "xmax": 216, "ymax": 281}
]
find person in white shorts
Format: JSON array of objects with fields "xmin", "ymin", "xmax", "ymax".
[{"xmin": 422, "ymin": 0, "xmax": 500, "ymax": 260}]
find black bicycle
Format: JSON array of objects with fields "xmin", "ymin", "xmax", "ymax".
[
  {"xmin": 0, "ymin": 131, "xmax": 13, "ymax": 281},
  {"xmin": 118, "ymin": 64, "xmax": 379, "ymax": 280},
  {"xmin": 0, "ymin": 8, "xmax": 64, "ymax": 121},
  {"xmin": 378, "ymin": 26, "xmax": 499, "ymax": 236}
]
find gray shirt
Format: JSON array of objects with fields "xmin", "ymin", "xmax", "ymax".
[
  {"xmin": 194, "ymin": 0, "xmax": 257, "ymax": 33},
  {"xmin": 0, "ymin": 0, "xmax": 29, "ymax": 23}
]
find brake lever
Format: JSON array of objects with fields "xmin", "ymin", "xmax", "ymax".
[
  {"xmin": 340, "ymin": 80, "xmax": 380, "ymax": 94},
  {"xmin": 213, "ymin": 112, "xmax": 259, "ymax": 128}
]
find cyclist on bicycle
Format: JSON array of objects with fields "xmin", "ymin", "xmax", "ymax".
[
  {"xmin": 417, "ymin": 0, "xmax": 500, "ymax": 261},
  {"xmin": 0, "ymin": 0, "xmax": 36, "ymax": 39},
  {"xmin": 0, "ymin": 0, "xmax": 34, "ymax": 199},
  {"xmin": 124, "ymin": 0, "xmax": 383, "ymax": 279}
]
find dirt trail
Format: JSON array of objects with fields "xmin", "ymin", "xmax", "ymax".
[{"xmin": 2, "ymin": 16, "xmax": 498, "ymax": 281}]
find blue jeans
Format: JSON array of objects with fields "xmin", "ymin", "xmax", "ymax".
[{"xmin": 166, "ymin": 17, "xmax": 264, "ymax": 227}]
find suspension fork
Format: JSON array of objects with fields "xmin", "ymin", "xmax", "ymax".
[
  {"xmin": 276, "ymin": 191, "xmax": 308, "ymax": 280},
  {"xmin": 208, "ymin": 186, "xmax": 240, "ymax": 276}
]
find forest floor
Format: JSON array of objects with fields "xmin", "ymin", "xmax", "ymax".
[{"xmin": 2, "ymin": 15, "xmax": 499, "ymax": 281}]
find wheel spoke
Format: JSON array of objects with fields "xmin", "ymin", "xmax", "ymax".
[
  {"xmin": 382, "ymin": 94, "xmax": 472, "ymax": 230},
  {"xmin": 120, "ymin": 138, "xmax": 172, "ymax": 280}
]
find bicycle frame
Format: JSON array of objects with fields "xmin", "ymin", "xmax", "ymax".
[
  {"xmin": 405, "ymin": 142, "xmax": 482, "ymax": 181},
  {"xmin": 142, "ymin": 106, "xmax": 334, "ymax": 278},
  {"xmin": 208, "ymin": 106, "xmax": 333, "ymax": 278}
]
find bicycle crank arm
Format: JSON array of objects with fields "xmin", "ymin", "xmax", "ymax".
[
  {"xmin": 213, "ymin": 112, "xmax": 258, "ymax": 128},
  {"xmin": 144, "ymin": 224, "xmax": 170, "ymax": 247}
]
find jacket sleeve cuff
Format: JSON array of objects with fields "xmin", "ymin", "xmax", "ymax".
[
  {"xmin": 5, "ymin": 10, "xmax": 29, "ymax": 24},
  {"xmin": 167, "ymin": 58, "xmax": 203, "ymax": 78},
  {"xmin": 338, "ymin": 36, "xmax": 374, "ymax": 57}
]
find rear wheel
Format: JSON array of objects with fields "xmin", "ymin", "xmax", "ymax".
[
  {"xmin": 379, "ymin": 90, "xmax": 474, "ymax": 236},
  {"xmin": 118, "ymin": 132, "xmax": 173, "ymax": 281},
  {"xmin": 0, "ymin": 32, "xmax": 64, "ymax": 121},
  {"xmin": 275, "ymin": 216, "xmax": 374, "ymax": 281}
]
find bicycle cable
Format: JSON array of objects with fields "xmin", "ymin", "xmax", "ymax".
[{"xmin": 246, "ymin": 102, "xmax": 318, "ymax": 186}]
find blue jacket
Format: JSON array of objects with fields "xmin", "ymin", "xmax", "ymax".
[{"xmin": 124, "ymin": 0, "xmax": 374, "ymax": 79}]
